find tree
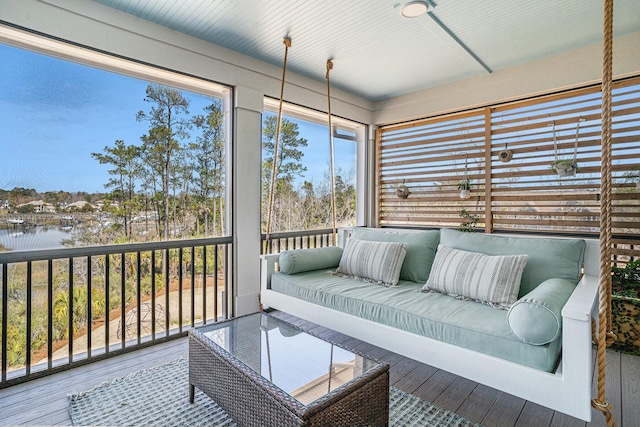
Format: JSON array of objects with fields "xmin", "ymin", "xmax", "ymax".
[
  {"xmin": 136, "ymin": 84, "xmax": 202, "ymax": 240},
  {"xmin": 188, "ymin": 100, "xmax": 226, "ymax": 236},
  {"xmin": 9, "ymin": 187, "xmax": 37, "ymax": 206},
  {"xmin": 262, "ymin": 116, "xmax": 308, "ymax": 185},
  {"xmin": 16, "ymin": 204, "xmax": 35, "ymax": 214},
  {"xmin": 262, "ymin": 116, "xmax": 308, "ymax": 231},
  {"xmin": 91, "ymin": 140, "xmax": 142, "ymax": 239},
  {"xmin": 168, "ymin": 150, "xmax": 191, "ymax": 238}
]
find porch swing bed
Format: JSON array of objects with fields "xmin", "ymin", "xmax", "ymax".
[{"xmin": 260, "ymin": 227, "xmax": 600, "ymax": 422}]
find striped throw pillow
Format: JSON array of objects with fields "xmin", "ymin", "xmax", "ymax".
[
  {"xmin": 335, "ymin": 238, "xmax": 407, "ymax": 287},
  {"xmin": 422, "ymin": 245, "xmax": 528, "ymax": 309}
]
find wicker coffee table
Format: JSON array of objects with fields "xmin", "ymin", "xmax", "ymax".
[{"xmin": 189, "ymin": 312, "xmax": 390, "ymax": 427}]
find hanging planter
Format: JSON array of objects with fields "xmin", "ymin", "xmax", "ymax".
[
  {"xmin": 396, "ymin": 183, "xmax": 410, "ymax": 199},
  {"xmin": 457, "ymin": 180, "xmax": 471, "ymax": 199},
  {"xmin": 395, "ymin": 179, "xmax": 410, "ymax": 199},
  {"xmin": 551, "ymin": 159, "xmax": 578, "ymax": 177},
  {"xmin": 550, "ymin": 118, "xmax": 583, "ymax": 178},
  {"xmin": 458, "ymin": 157, "xmax": 472, "ymax": 199}
]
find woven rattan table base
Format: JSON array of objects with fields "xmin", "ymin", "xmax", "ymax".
[{"xmin": 189, "ymin": 314, "xmax": 389, "ymax": 427}]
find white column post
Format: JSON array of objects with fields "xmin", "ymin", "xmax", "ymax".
[{"xmin": 233, "ymin": 86, "xmax": 263, "ymax": 316}]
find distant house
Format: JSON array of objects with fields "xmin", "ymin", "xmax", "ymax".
[
  {"xmin": 16, "ymin": 200, "xmax": 55, "ymax": 213},
  {"xmin": 95, "ymin": 200, "xmax": 119, "ymax": 211},
  {"xmin": 66, "ymin": 201, "xmax": 96, "ymax": 211}
]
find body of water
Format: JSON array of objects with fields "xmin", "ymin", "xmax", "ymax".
[{"xmin": 0, "ymin": 226, "xmax": 74, "ymax": 251}]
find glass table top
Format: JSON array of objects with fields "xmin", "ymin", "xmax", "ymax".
[{"xmin": 198, "ymin": 313, "xmax": 383, "ymax": 405}]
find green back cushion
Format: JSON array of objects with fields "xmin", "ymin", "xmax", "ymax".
[
  {"xmin": 440, "ymin": 228, "xmax": 585, "ymax": 296},
  {"xmin": 351, "ymin": 228, "xmax": 440, "ymax": 283},
  {"xmin": 279, "ymin": 246, "xmax": 343, "ymax": 274}
]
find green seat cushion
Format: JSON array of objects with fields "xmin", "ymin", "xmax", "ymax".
[
  {"xmin": 271, "ymin": 270, "xmax": 562, "ymax": 372},
  {"xmin": 351, "ymin": 228, "xmax": 440, "ymax": 283},
  {"xmin": 278, "ymin": 246, "xmax": 343, "ymax": 275},
  {"xmin": 507, "ymin": 278, "xmax": 575, "ymax": 345},
  {"xmin": 439, "ymin": 228, "xmax": 585, "ymax": 296}
]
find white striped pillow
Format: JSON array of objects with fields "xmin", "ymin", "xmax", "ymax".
[
  {"xmin": 422, "ymin": 245, "xmax": 528, "ymax": 309},
  {"xmin": 335, "ymin": 238, "xmax": 407, "ymax": 287}
]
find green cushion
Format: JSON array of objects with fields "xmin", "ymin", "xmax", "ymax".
[
  {"xmin": 336, "ymin": 238, "xmax": 407, "ymax": 287},
  {"xmin": 278, "ymin": 246, "xmax": 343, "ymax": 274},
  {"xmin": 507, "ymin": 278, "xmax": 575, "ymax": 345},
  {"xmin": 271, "ymin": 270, "xmax": 563, "ymax": 372},
  {"xmin": 351, "ymin": 228, "xmax": 440, "ymax": 283},
  {"xmin": 439, "ymin": 228, "xmax": 585, "ymax": 296}
]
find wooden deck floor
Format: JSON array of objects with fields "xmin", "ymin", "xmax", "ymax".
[{"xmin": 1, "ymin": 311, "xmax": 638, "ymax": 426}]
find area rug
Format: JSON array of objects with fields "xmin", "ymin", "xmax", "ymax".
[{"xmin": 68, "ymin": 358, "xmax": 481, "ymax": 426}]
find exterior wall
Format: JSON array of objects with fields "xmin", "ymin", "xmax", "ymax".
[{"xmin": 373, "ymin": 32, "xmax": 640, "ymax": 125}]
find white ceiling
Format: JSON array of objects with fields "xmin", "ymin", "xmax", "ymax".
[{"xmin": 92, "ymin": 0, "xmax": 640, "ymax": 102}]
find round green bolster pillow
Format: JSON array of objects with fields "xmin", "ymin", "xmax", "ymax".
[
  {"xmin": 507, "ymin": 278, "xmax": 576, "ymax": 345},
  {"xmin": 278, "ymin": 246, "xmax": 344, "ymax": 275}
]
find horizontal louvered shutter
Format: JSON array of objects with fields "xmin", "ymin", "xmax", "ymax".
[{"xmin": 377, "ymin": 76, "xmax": 640, "ymax": 262}]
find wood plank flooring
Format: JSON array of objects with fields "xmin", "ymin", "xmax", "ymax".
[{"xmin": 1, "ymin": 311, "xmax": 638, "ymax": 426}]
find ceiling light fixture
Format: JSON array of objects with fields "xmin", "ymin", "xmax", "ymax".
[{"xmin": 401, "ymin": 1, "xmax": 428, "ymax": 18}]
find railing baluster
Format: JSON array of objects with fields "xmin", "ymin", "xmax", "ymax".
[
  {"xmin": 120, "ymin": 253, "xmax": 125, "ymax": 349},
  {"xmin": 26, "ymin": 261, "xmax": 32, "ymax": 375},
  {"xmin": 202, "ymin": 245, "xmax": 207, "ymax": 325},
  {"xmin": 214, "ymin": 245, "xmax": 219, "ymax": 321},
  {"xmin": 47, "ymin": 260, "xmax": 52, "ymax": 369},
  {"xmin": 87, "ymin": 256, "xmax": 92, "ymax": 359},
  {"xmin": 68, "ymin": 257, "xmax": 74, "ymax": 363},
  {"xmin": 151, "ymin": 250, "xmax": 156, "ymax": 339},
  {"xmin": 2, "ymin": 262, "xmax": 7, "ymax": 383},
  {"xmin": 191, "ymin": 246, "xmax": 195, "ymax": 327},
  {"xmin": 136, "ymin": 251, "xmax": 141, "ymax": 345},
  {"xmin": 178, "ymin": 248, "xmax": 183, "ymax": 333},
  {"xmin": 223, "ymin": 245, "xmax": 229, "ymax": 319},
  {"xmin": 164, "ymin": 249, "xmax": 170, "ymax": 338},
  {"xmin": 104, "ymin": 255, "xmax": 110, "ymax": 355}
]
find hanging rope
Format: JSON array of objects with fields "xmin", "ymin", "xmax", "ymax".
[
  {"xmin": 265, "ymin": 37, "xmax": 292, "ymax": 245},
  {"xmin": 591, "ymin": 0, "xmax": 616, "ymax": 426},
  {"xmin": 464, "ymin": 156, "xmax": 469, "ymax": 179},
  {"xmin": 573, "ymin": 117, "xmax": 583, "ymax": 162},
  {"xmin": 326, "ymin": 59, "xmax": 338, "ymax": 246},
  {"xmin": 552, "ymin": 121, "xmax": 558, "ymax": 162}
]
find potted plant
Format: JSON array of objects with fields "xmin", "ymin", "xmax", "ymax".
[
  {"xmin": 611, "ymin": 259, "xmax": 640, "ymax": 355},
  {"xmin": 551, "ymin": 159, "xmax": 578, "ymax": 177},
  {"xmin": 457, "ymin": 180, "xmax": 471, "ymax": 199},
  {"xmin": 623, "ymin": 168, "xmax": 640, "ymax": 189},
  {"xmin": 457, "ymin": 209, "xmax": 479, "ymax": 232}
]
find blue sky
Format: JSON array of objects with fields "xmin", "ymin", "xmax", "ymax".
[{"xmin": 0, "ymin": 43, "xmax": 355, "ymax": 194}]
